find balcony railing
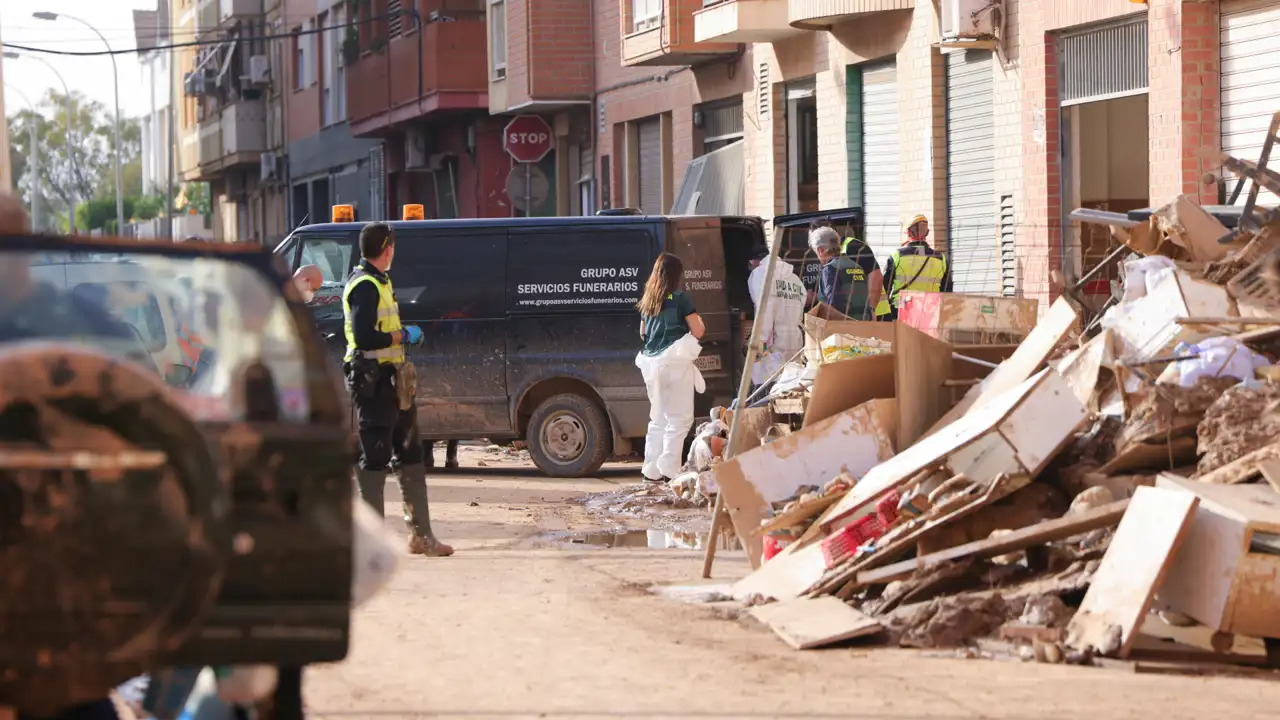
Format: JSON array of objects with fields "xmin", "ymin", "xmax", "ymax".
[
  {"xmin": 196, "ymin": 99, "xmax": 267, "ymax": 176},
  {"xmin": 622, "ymin": 0, "xmax": 739, "ymax": 67},
  {"xmin": 345, "ymin": 18, "xmax": 489, "ymax": 135},
  {"xmin": 694, "ymin": 0, "xmax": 801, "ymax": 43}
]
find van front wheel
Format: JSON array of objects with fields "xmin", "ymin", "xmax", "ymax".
[{"xmin": 527, "ymin": 394, "xmax": 611, "ymax": 478}]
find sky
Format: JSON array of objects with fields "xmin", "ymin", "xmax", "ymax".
[{"xmin": 2, "ymin": 0, "xmax": 160, "ymax": 120}]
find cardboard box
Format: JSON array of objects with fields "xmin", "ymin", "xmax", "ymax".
[
  {"xmin": 1106, "ymin": 268, "xmax": 1233, "ymax": 360},
  {"xmin": 803, "ymin": 304, "xmax": 896, "ymax": 364},
  {"xmin": 898, "ymin": 292, "xmax": 1039, "ymax": 345}
]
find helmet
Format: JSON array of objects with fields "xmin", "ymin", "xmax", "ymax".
[{"xmin": 907, "ymin": 214, "xmax": 928, "ymax": 229}]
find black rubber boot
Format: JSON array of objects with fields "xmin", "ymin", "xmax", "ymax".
[
  {"xmin": 355, "ymin": 469, "xmax": 387, "ymax": 518},
  {"xmin": 397, "ymin": 463, "xmax": 454, "ymax": 557}
]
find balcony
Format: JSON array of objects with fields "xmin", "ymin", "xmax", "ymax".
[
  {"xmin": 694, "ymin": 0, "xmax": 803, "ymax": 43},
  {"xmin": 346, "ymin": 18, "xmax": 489, "ymax": 136},
  {"xmin": 788, "ymin": 0, "xmax": 911, "ymax": 30},
  {"xmin": 196, "ymin": 0, "xmax": 218, "ymax": 36},
  {"xmin": 196, "ymin": 0, "xmax": 255, "ymax": 36},
  {"xmin": 622, "ymin": 0, "xmax": 740, "ymax": 67},
  {"xmin": 194, "ymin": 100, "xmax": 267, "ymax": 179},
  {"xmin": 491, "ymin": 0, "xmax": 594, "ymax": 113}
]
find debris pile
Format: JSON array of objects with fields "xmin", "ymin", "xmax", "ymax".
[{"xmin": 697, "ymin": 124, "xmax": 1280, "ymax": 677}]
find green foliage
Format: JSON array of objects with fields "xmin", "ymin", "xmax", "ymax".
[
  {"xmin": 75, "ymin": 196, "xmax": 137, "ymax": 233},
  {"xmin": 133, "ymin": 193, "xmax": 164, "ymax": 221},
  {"xmin": 6, "ymin": 89, "xmax": 145, "ymax": 232}
]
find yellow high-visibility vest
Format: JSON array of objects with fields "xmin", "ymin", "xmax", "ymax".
[
  {"xmin": 342, "ymin": 270, "xmax": 405, "ymax": 365},
  {"xmin": 878, "ymin": 249, "xmax": 948, "ymax": 317}
]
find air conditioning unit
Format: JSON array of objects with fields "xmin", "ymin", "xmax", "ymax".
[
  {"xmin": 260, "ymin": 151, "xmax": 279, "ymax": 181},
  {"xmin": 940, "ymin": 0, "xmax": 1001, "ymax": 48},
  {"xmin": 405, "ymin": 128, "xmax": 433, "ymax": 170},
  {"xmin": 183, "ymin": 71, "xmax": 206, "ymax": 97},
  {"xmin": 246, "ymin": 55, "xmax": 271, "ymax": 87}
]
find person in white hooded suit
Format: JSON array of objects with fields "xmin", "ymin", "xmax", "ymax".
[
  {"xmin": 635, "ymin": 253, "xmax": 706, "ymax": 482},
  {"xmin": 747, "ymin": 250, "xmax": 807, "ymax": 388}
]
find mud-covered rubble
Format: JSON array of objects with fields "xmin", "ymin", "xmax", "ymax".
[{"xmin": 664, "ymin": 143, "xmax": 1280, "ymax": 679}]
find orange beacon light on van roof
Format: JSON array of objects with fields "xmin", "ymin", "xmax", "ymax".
[
  {"xmin": 332, "ymin": 205, "xmax": 355, "ymax": 223},
  {"xmin": 402, "ymin": 204, "xmax": 425, "ymax": 221}
]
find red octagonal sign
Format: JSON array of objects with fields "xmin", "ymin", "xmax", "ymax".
[{"xmin": 503, "ymin": 115, "xmax": 554, "ymax": 164}]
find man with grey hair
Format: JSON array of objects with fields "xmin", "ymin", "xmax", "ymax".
[{"xmin": 810, "ymin": 226, "xmax": 883, "ymax": 320}]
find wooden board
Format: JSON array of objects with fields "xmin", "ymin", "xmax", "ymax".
[
  {"xmin": 714, "ymin": 399, "xmax": 897, "ymax": 569},
  {"xmin": 924, "ymin": 297, "xmax": 1079, "ymax": 439},
  {"xmin": 748, "ymin": 595, "xmax": 882, "ymax": 650},
  {"xmin": 1198, "ymin": 443, "xmax": 1280, "ymax": 485},
  {"xmin": 1098, "ymin": 436, "xmax": 1199, "ymax": 477},
  {"xmin": 727, "ymin": 407, "xmax": 774, "ymax": 458},
  {"xmin": 857, "ymin": 499, "xmax": 1131, "ymax": 586},
  {"xmin": 1065, "ymin": 486, "xmax": 1199, "ymax": 658},
  {"xmin": 802, "ymin": 353, "xmax": 895, "ymax": 429},
  {"xmin": 894, "ymin": 323, "xmax": 954, "ymax": 451},
  {"xmin": 823, "ymin": 369, "xmax": 1085, "ymax": 532},
  {"xmin": 755, "ymin": 490, "xmax": 844, "ymax": 537}
]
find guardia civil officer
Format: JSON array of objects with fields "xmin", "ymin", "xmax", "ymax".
[
  {"xmin": 344, "ymin": 222, "xmax": 454, "ymax": 557},
  {"xmin": 810, "ymin": 226, "xmax": 883, "ymax": 321}
]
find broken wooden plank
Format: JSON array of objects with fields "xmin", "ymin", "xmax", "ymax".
[
  {"xmin": 924, "ymin": 297, "xmax": 1079, "ymax": 438},
  {"xmin": 755, "ymin": 490, "xmax": 844, "ymax": 537},
  {"xmin": 856, "ymin": 499, "xmax": 1131, "ymax": 587},
  {"xmin": 1065, "ymin": 486, "xmax": 1199, "ymax": 659},
  {"xmin": 1198, "ymin": 443, "xmax": 1280, "ymax": 485},
  {"xmin": 1000, "ymin": 623, "xmax": 1064, "ymax": 644},
  {"xmin": 749, "ymin": 595, "xmax": 882, "ymax": 650}
]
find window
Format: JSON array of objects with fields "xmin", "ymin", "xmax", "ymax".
[
  {"xmin": 72, "ymin": 282, "xmax": 167, "ymax": 353},
  {"xmin": 320, "ymin": 11, "xmax": 333, "ymax": 124},
  {"xmin": 293, "ymin": 25, "xmax": 306, "ymax": 90},
  {"xmin": 389, "ymin": 230, "xmax": 507, "ymax": 319},
  {"xmin": 331, "ymin": 5, "xmax": 347, "ymax": 122},
  {"xmin": 506, "ymin": 228, "xmax": 654, "ymax": 314},
  {"xmin": 631, "ymin": 0, "xmax": 661, "ymax": 32},
  {"xmin": 299, "ymin": 236, "xmax": 355, "ymax": 287},
  {"xmin": 489, "ymin": 0, "xmax": 506, "ymax": 80}
]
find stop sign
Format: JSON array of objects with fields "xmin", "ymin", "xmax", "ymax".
[{"xmin": 503, "ymin": 115, "xmax": 554, "ymax": 164}]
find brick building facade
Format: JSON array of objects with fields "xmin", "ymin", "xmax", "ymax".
[{"xmin": 478, "ymin": 0, "xmax": 1279, "ymax": 304}]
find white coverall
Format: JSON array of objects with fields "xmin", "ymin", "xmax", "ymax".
[
  {"xmin": 636, "ymin": 333, "xmax": 706, "ymax": 480},
  {"xmin": 747, "ymin": 260, "xmax": 807, "ymax": 386}
]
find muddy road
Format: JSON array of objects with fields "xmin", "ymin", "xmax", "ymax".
[{"xmin": 303, "ymin": 445, "xmax": 1280, "ymax": 719}]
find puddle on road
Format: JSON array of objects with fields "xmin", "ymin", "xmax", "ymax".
[{"xmin": 547, "ymin": 529, "xmax": 742, "ymax": 551}]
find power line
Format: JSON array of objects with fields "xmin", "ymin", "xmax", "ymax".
[{"xmin": 3, "ymin": 11, "xmax": 419, "ymax": 57}]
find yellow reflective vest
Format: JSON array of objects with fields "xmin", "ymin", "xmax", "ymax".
[
  {"xmin": 874, "ymin": 246, "xmax": 949, "ymax": 318},
  {"xmin": 342, "ymin": 269, "xmax": 405, "ymax": 365}
]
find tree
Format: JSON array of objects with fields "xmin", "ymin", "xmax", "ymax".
[{"xmin": 7, "ymin": 90, "xmax": 144, "ymax": 232}]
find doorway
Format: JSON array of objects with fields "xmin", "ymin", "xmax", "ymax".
[
  {"xmin": 785, "ymin": 79, "xmax": 818, "ymax": 214},
  {"xmin": 1064, "ymin": 93, "xmax": 1150, "ymax": 309}
]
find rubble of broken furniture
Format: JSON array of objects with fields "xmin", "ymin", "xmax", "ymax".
[{"xmin": 709, "ymin": 160, "xmax": 1280, "ymax": 677}]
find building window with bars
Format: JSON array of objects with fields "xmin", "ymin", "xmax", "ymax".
[
  {"xmin": 631, "ymin": 0, "xmax": 661, "ymax": 32},
  {"xmin": 489, "ymin": 0, "xmax": 506, "ymax": 80}
]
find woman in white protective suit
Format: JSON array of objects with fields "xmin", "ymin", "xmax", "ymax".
[{"xmin": 636, "ymin": 253, "xmax": 706, "ymax": 482}]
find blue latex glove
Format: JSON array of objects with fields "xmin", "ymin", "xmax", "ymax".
[{"xmin": 403, "ymin": 325, "xmax": 424, "ymax": 345}]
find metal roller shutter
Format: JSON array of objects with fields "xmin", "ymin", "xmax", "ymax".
[
  {"xmin": 637, "ymin": 118, "xmax": 662, "ymax": 214},
  {"xmin": 945, "ymin": 50, "xmax": 997, "ymax": 294},
  {"xmin": 861, "ymin": 62, "xmax": 900, "ymax": 265},
  {"xmin": 1221, "ymin": 0, "xmax": 1280, "ymax": 208}
]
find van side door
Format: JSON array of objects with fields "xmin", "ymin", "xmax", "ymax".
[
  {"xmin": 505, "ymin": 224, "xmax": 655, "ymax": 440},
  {"xmin": 390, "ymin": 227, "xmax": 510, "ymax": 437}
]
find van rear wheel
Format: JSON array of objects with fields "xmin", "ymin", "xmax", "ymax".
[{"xmin": 527, "ymin": 393, "xmax": 610, "ymax": 478}]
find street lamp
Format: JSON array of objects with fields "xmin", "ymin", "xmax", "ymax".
[
  {"xmin": 4, "ymin": 51, "xmax": 78, "ymax": 233},
  {"xmin": 34, "ymin": 11, "xmax": 124, "ymax": 236}
]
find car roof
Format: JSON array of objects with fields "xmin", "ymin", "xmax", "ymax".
[{"xmin": 290, "ymin": 214, "xmax": 763, "ymax": 235}]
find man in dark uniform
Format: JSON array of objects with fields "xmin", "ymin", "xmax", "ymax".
[
  {"xmin": 809, "ymin": 226, "xmax": 883, "ymax": 320},
  {"xmin": 343, "ymin": 222, "xmax": 453, "ymax": 557}
]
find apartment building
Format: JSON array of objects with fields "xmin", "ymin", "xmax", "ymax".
[
  {"xmin": 330, "ymin": 0, "xmax": 506, "ymax": 220},
  {"xmin": 176, "ymin": 0, "xmax": 288, "ymax": 244},
  {"xmin": 484, "ymin": 0, "xmax": 1279, "ymax": 305},
  {"xmin": 283, "ymin": 0, "xmax": 384, "ymax": 225},
  {"xmin": 134, "ymin": 2, "xmax": 172, "ymax": 198}
]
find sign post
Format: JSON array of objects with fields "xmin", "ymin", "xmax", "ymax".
[{"xmin": 503, "ymin": 115, "xmax": 554, "ymax": 216}]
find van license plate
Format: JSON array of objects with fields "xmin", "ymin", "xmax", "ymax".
[{"xmin": 695, "ymin": 355, "xmax": 722, "ymax": 372}]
